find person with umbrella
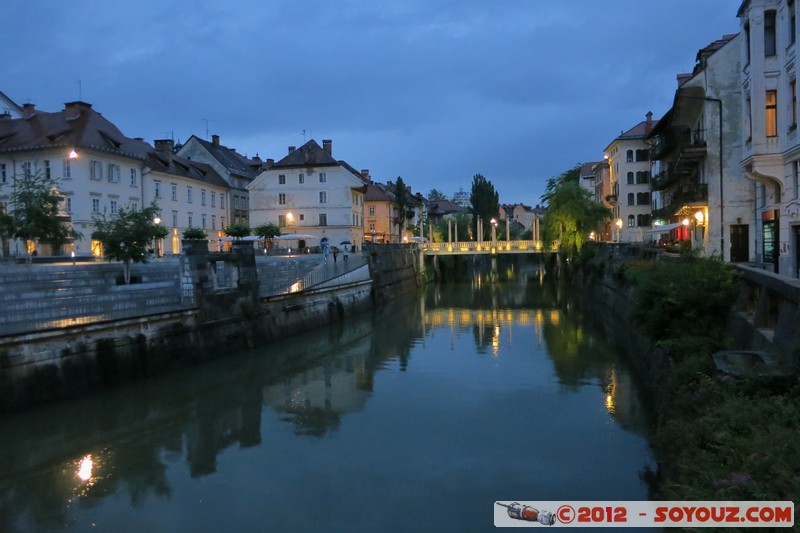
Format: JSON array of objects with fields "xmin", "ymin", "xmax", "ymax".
[{"xmin": 340, "ymin": 240, "xmax": 351, "ymax": 263}]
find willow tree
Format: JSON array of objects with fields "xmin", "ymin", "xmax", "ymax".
[{"xmin": 540, "ymin": 165, "xmax": 610, "ymax": 257}]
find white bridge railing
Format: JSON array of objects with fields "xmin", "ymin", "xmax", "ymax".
[{"xmin": 421, "ymin": 240, "xmax": 547, "ymax": 254}]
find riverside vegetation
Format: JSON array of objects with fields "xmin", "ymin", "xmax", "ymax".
[{"xmin": 580, "ymin": 248, "xmax": 800, "ymax": 503}]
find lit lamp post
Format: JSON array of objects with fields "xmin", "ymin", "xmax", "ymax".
[
  {"xmin": 615, "ymin": 218, "xmax": 623, "ymax": 242},
  {"xmin": 153, "ymin": 216, "xmax": 162, "ymax": 257},
  {"xmin": 490, "ymin": 218, "xmax": 497, "ymax": 244}
]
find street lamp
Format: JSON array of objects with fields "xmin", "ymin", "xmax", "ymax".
[
  {"xmin": 153, "ymin": 216, "xmax": 162, "ymax": 257},
  {"xmin": 490, "ymin": 218, "xmax": 497, "ymax": 244},
  {"xmin": 615, "ymin": 218, "xmax": 622, "ymax": 242}
]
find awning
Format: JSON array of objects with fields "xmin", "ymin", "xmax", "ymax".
[{"xmin": 648, "ymin": 222, "xmax": 683, "ymax": 234}]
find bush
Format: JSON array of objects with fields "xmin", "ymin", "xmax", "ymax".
[{"xmin": 182, "ymin": 227, "xmax": 207, "ymax": 239}]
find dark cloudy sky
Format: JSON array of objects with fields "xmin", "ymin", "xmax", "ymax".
[{"xmin": 2, "ymin": 1, "xmax": 738, "ymax": 204}]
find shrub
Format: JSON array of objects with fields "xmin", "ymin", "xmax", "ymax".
[{"xmin": 182, "ymin": 227, "xmax": 207, "ymax": 240}]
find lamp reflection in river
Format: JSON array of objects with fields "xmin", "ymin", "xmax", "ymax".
[{"xmin": 77, "ymin": 455, "xmax": 93, "ymax": 482}]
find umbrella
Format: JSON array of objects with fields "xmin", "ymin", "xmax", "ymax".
[
  {"xmin": 340, "ymin": 240, "xmax": 352, "ymax": 245},
  {"xmin": 274, "ymin": 233, "xmax": 320, "ymax": 240}
]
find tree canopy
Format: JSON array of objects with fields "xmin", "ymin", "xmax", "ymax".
[
  {"xmin": 92, "ymin": 202, "xmax": 169, "ymax": 283},
  {"xmin": 469, "ymin": 173, "xmax": 499, "ymax": 239},
  {"xmin": 223, "ymin": 222, "xmax": 251, "ymax": 239},
  {"xmin": 391, "ymin": 176, "xmax": 409, "ymax": 241},
  {"xmin": 254, "ymin": 222, "xmax": 281, "ymax": 248},
  {"xmin": 540, "ymin": 163, "xmax": 610, "ymax": 256},
  {"xmin": 427, "ymin": 188, "xmax": 448, "ymax": 201}
]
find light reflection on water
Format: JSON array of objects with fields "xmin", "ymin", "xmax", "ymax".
[{"xmin": 0, "ymin": 269, "xmax": 655, "ymax": 532}]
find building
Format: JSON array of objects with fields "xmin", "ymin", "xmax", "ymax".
[
  {"xmin": 499, "ymin": 203, "xmax": 545, "ymax": 240},
  {"xmin": 647, "ymin": 33, "xmax": 747, "ymax": 257},
  {"xmin": 737, "ymin": 0, "xmax": 800, "ymax": 276},
  {"xmin": 363, "ymin": 180, "xmax": 425, "ymax": 243},
  {"xmin": 592, "ymin": 160, "xmax": 613, "ymax": 241},
  {"xmin": 247, "ymin": 139, "xmax": 368, "ymax": 246},
  {"xmin": 603, "ymin": 114, "xmax": 657, "ymax": 242},
  {"xmin": 177, "ymin": 134, "xmax": 265, "ymax": 227},
  {"xmin": 451, "ymin": 187, "xmax": 471, "ymax": 208},
  {"xmin": 0, "ymin": 100, "xmax": 230, "ymax": 257},
  {"xmin": 579, "ymin": 162, "xmax": 602, "ymax": 202}
]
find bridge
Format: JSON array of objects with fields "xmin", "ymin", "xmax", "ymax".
[{"xmin": 420, "ymin": 240, "xmax": 548, "ymax": 255}]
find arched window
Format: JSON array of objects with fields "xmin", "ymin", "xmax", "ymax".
[
  {"xmin": 626, "ymin": 150, "xmax": 634, "ymax": 162},
  {"xmin": 627, "ymin": 193, "xmax": 635, "ymax": 205},
  {"xmin": 628, "ymin": 215, "xmax": 635, "ymax": 227}
]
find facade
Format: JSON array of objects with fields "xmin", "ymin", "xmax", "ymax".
[
  {"xmin": 579, "ymin": 162, "xmax": 601, "ymax": 202},
  {"xmin": 592, "ymin": 160, "xmax": 613, "ymax": 241},
  {"xmin": 603, "ymin": 114, "xmax": 656, "ymax": 242},
  {"xmin": 364, "ymin": 180, "xmax": 425, "ymax": 243},
  {"xmin": 648, "ymin": 33, "xmax": 747, "ymax": 258},
  {"xmin": 247, "ymin": 139, "xmax": 367, "ymax": 246},
  {"xmin": 0, "ymin": 101, "xmax": 229, "ymax": 257},
  {"xmin": 177, "ymin": 134, "xmax": 264, "ymax": 227},
  {"xmin": 451, "ymin": 187, "xmax": 471, "ymax": 208},
  {"xmin": 738, "ymin": 0, "xmax": 800, "ymax": 276}
]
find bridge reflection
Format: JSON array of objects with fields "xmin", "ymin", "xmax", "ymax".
[{"xmin": 422, "ymin": 240, "xmax": 549, "ymax": 254}]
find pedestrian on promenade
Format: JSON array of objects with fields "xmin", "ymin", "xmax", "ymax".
[
  {"xmin": 343, "ymin": 246, "xmax": 349, "ymax": 263},
  {"xmin": 323, "ymin": 244, "xmax": 329, "ymax": 263},
  {"xmin": 333, "ymin": 248, "xmax": 338, "ymax": 263}
]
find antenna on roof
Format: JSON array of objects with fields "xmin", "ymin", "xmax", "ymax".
[
  {"xmin": 75, "ymin": 80, "xmax": 82, "ymax": 101},
  {"xmin": 164, "ymin": 130, "xmax": 174, "ymax": 141},
  {"xmin": 202, "ymin": 118, "xmax": 212, "ymax": 139}
]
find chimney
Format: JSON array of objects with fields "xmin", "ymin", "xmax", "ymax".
[
  {"xmin": 323, "ymin": 139, "xmax": 332, "ymax": 155},
  {"xmin": 252, "ymin": 153, "xmax": 262, "ymax": 163},
  {"xmin": 21, "ymin": 103, "xmax": 35, "ymax": 113},
  {"xmin": 288, "ymin": 146, "xmax": 296, "ymax": 154},
  {"xmin": 212, "ymin": 134, "xmax": 220, "ymax": 146},
  {"xmin": 361, "ymin": 169, "xmax": 371, "ymax": 181},
  {"xmin": 154, "ymin": 139, "xmax": 174, "ymax": 163},
  {"xmin": 266, "ymin": 158, "xmax": 275, "ymax": 166},
  {"xmin": 676, "ymin": 73, "xmax": 692, "ymax": 87}
]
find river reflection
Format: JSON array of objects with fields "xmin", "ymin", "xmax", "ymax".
[{"xmin": 0, "ymin": 269, "xmax": 654, "ymax": 532}]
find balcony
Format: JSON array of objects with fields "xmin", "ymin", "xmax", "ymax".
[
  {"xmin": 649, "ymin": 126, "xmax": 707, "ymax": 161},
  {"xmin": 651, "ymin": 183, "xmax": 708, "ymax": 219}
]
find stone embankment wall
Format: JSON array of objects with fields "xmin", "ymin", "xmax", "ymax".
[{"xmin": 0, "ymin": 242, "xmax": 422, "ymax": 411}]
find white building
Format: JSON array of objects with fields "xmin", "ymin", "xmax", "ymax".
[
  {"xmin": 0, "ymin": 100, "xmax": 229, "ymax": 257},
  {"xmin": 603, "ymin": 114, "xmax": 656, "ymax": 243},
  {"xmin": 247, "ymin": 139, "xmax": 368, "ymax": 246},
  {"xmin": 648, "ymin": 33, "xmax": 748, "ymax": 259},
  {"xmin": 738, "ymin": 0, "xmax": 800, "ymax": 276}
]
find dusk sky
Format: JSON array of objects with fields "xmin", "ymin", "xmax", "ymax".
[{"xmin": 2, "ymin": 1, "xmax": 739, "ymax": 205}]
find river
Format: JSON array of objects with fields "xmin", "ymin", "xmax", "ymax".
[{"xmin": 0, "ymin": 264, "xmax": 655, "ymax": 532}]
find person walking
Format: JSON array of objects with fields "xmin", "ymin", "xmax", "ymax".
[{"xmin": 333, "ymin": 247, "xmax": 339, "ymax": 264}]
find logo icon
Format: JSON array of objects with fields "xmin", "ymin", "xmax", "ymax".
[{"xmin": 496, "ymin": 502, "xmax": 556, "ymax": 526}]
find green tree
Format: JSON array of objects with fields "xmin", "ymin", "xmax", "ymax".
[
  {"xmin": 254, "ymin": 222, "xmax": 281, "ymax": 249},
  {"xmin": 469, "ymin": 174, "xmax": 499, "ymax": 240},
  {"xmin": 391, "ymin": 176, "xmax": 409, "ymax": 241},
  {"xmin": 0, "ymin": 203, "xmax": 13, "ymax": 258},
  {"xmin": 427, "ymin": 188, "xmax": 448, "ymax": 201},
  {"xmin": 540, "ymin": 164, "xmax": 610, "ymax": 257},
  {"xmin": 223, "ymin": 222, "xmax": 251, "ymax": 240},
  {"xmin": 182, "ymin": 227, "xmax": 207, "ymax": 240},
  {"xmin": 91, "ymin": 202, "xmax": 168, "ymax": 284},
  {"xmin": 9, "ymin": 170, "xmax": 77, "ymax": 257}
]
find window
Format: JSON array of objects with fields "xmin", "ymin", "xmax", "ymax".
[
  {"xmin": 319, "ymin": 172, "xmax": 327, "ymax": 183},
  {"xmin": 278, "ymin": 214, "xmax": 287, "ymax": 227},
  {"xmin": 220, "ymin": 194, "xmax": 225, "ymax": 209},
  {"xmin": 0, "ymin": 163, "xmax": 5, "ymax": 184},
  {"xmin": 627, "ymin": 193, "xmax": 634, "ymax": 206},
  {"xmin": 626, "ymin": 150, "xmax": 633, "ymax": 162},
  {"xmin": 211, "ymin": 192, "xmax": 216, "ymax": 207},
  {"xmin": 369, "ymin": 223, "xmax": 375, "ymax": 231},
  {"xmin": 131, "ymin": 201, "xmax": 138, "ymax": 211},
  {"xmin": 637, "ymin": 192, "xmax": 650, "ymax": 205},
  {"xmin": 171, "ymin": 183, "xmax": 178, "ymax": 201},
  {"xmin": 319, "ymin": 191, "xmax": 327, "ymax": 204},
  {"xmin": 299, "ymin": 214, "xmax": 304, "ymax": 221},
  {"xmin": 637, "ymin": 214, "xmax": 651, "ymax": 227},
  {"xmin": 92, "ymin": 198, "xmax": 100, "ymax": 212},
  {"xmin": 745, "ymin": 21, "xmax": 751, "ymax": 64},
  {"xmin": 187, "ymin": 186, "xmax": 193, "ymax": 203},
  {"xmin": 794, "ymin": 160, "xmax": 799, "ymax": 200},
  {"xmin": 636, "ymin": 149, "xmax": 648, "ymax": 162},
  {"xmin": 627, "ymin": 172, "xmax": 634, "ymax": 185},
  {"xmin": 108, "ymin": 163, "xmax": 120, "ymax": 182},
  {"xmin": 66, "ymin": 197, "xmax": 72, "ymax": 213},
  {"xmin": 765, "ymin": 10, "xmax": 777, "ymax": 56},
  {"xmin": 299, "ymin": 173, "xmax": 305, "ymax": 184},
  {"xmin": 201, "ymin": 214, "xmax": 206, "ymax": 229},
  {"xmin": 279, "ymin": 193, "xmax": 286, "ymax": 205},
  {"xmin": 130, "ymin": 168, "xmax": 137, "ymax": 187},
  {"xmin": 172, "ymin": 212, "xmax": 178, "ymax": 227},
  {"xmin": 187, "ymin": 214, "xmax": 193, "ymax": 227},
  {"xmin": 628, "ymin": 215, "xmax": 635, "ymax": 227},
  {"xmin": 746, "ymin": 95, "xmax": 753, "ymax": 140},
  {"xmin": 201, "ymin": 189, "xmax": 206, "ymax": 206},
  {"xmin": 63, "ymin": 159, "xmax": 71, "ymax": 179},
  {"xmin": 44, "ymin": 160, "xmax": 51, "ymax": 179},
  {"xmin": 110, "ymin": 199, "xmax": 118, "ymax": 213},
  {"xmin": 792, "ymin": 79, "xmax": 797, "ymax": 128},
  {"xmin": 636, "ymin": 171, "xmax": 649, "ymax": 184},
  {"xmin": 369, "ymin": 206, "xmax": 375, "ymax": 216},
  {"xmin": 319, "ymin": 213, "xmax": 328, "ymax": 226},
  {"xmin": 766, "ymin": 89, "xmax": 778, "ymax": 137},
  {"xmin": 212, "ymin": 215, "xmax": 216, "ymax": 230},
  {"xmin": 90, "ymin": 160, "xmax": 102, "ymax": 180},
  {"xmin": 791, "ymin": 0, "xmax": 797, "ymax": 45},
  {"xmin": 278, "ymin": 174, "xmax": 286, "ymax": 185},
  {"xmin": 154, "ymin": 181, "xmax": 161, "ymax": 199}
]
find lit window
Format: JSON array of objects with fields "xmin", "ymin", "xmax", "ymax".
[{"xmin": 766, "ymin": 90, "xmax": 778, "ymax": 137}]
